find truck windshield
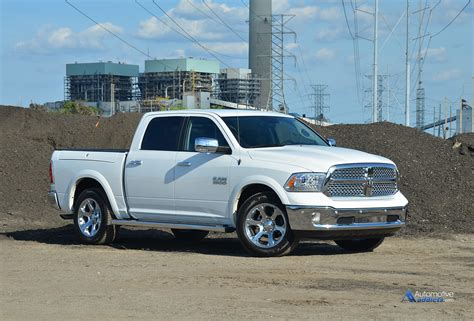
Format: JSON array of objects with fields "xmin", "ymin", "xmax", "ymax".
[{"xmin": 222, "ymin": 116, "xmax": 328, "ymax": 148}]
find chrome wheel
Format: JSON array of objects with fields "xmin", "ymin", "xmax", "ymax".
[
  {"xmin": 244, "ymin": 203, "xmax": 287, "ymax": 249},
  {"xmin": 77, "ymin": 198, "xmax": 102, "ymax": 238}
]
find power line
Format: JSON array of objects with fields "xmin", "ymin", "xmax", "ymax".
[
  {"xmin": 431, "ymin": 0, "xmax": 470, "ymax": 38},
  {"xmin": 136, "ymin": 0, "xmax": 244, "ymax": 61},
  {"xmin": 342, "ymin": 0, "xmax": 355, "ymax": 39},
  {"xmin": 65, "ymin": 0, "xmax": 152, "ymax": 59},
  {"xmin": 151, "ymin": 0, "xmax": 230, "ymax": 67},
  {"xmin": 202, "ymin": 0, "xmax": 247, "ymax": 42}
]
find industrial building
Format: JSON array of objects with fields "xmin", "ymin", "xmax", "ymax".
[
  {"xmin": 216, "ymin": 68, "xmax": 260, "ymax": 107},
  {"xmin": 138, "ymin": 58, "xmax": 220, "ymax": 101},
  {"xmin": 64, "ymin": 62, "xmax": 139, "ymax": 102}
]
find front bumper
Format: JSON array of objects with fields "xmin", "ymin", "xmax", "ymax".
[
  {"xmin": 286, "ymin": 205, "xmax": 406, "ymax": 233},
  {"xmin": 48, "ymin": 191, "xmax": 61, "ymax": 210}
]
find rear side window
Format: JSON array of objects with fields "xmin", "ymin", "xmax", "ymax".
[{"xmin": 141, "ymin": 116, "xmax": 184, "ymax": 151}]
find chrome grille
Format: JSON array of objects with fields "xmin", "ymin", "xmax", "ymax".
[{"xmin": 324, "ymin": 164, "xmax": 398, "ymax": 197}]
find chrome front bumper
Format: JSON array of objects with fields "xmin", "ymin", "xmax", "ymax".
[
  {"xmin": 48, "ymin": 191, "xmax": 61, "ymax": 210},
  {"xmin": 286, "ymin": 206, "xmax": 406, "ymax": 232}
]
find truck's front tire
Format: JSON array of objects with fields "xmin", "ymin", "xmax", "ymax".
[
  {"xmin": 335, "ymin": 237, "xmax": 384, "ymax": 252},
  {"xmin": 73, "ymin": 188, "xmax": 117, "ymax": 245},
  {"xmin": 236, "ymin": 192, "xmax": 299, "ymax": 257}
]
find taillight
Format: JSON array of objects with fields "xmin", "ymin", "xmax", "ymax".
[{"xmin": 49, "ymin": 161, "xmax": 54, "ymax": 183}]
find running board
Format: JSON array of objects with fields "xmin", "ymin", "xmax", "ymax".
[{"xmin": 111, "ymin": 219, "xmax": 234, "ymax": 232}]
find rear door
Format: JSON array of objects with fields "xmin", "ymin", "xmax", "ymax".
[
  {"xmin": 124, "ymin": 115, "xmax": 185, "ymax": 221},
  {"xmin": 174, "ymin": 116, "xmax": 233, "ymax": 225}
]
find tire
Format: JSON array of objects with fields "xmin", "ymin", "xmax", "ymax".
[
  {"xmin": 236, "ymin": 192, "xmax": 299, "ymax": 257},
  {"xmin": 171, "ymin": 229, "xmax": 209, "ymax": 242},
  {"xmin": 73, "ymin": 188, "xmax": 117, "ymax": 245},
  {"xmin": 335, "ymin": 237, "xmax": 385, "ymax": 252}
]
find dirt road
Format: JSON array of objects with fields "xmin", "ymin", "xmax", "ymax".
[{"xmin": 1, "ymin": 227, "xmax": 473, "ymax": 320}]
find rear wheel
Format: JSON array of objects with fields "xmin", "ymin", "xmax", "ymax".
[
  {"xmin": 335, "ymin": 237, "xmax": 385, "ymax": 252},
  {"xmin": 236, "ymin": 192, "xmax": 299, "ymax": 257},
  {"xmin": 171, "ymin": 229, "xmax": 209, "ymax": 242},
  {"xmin": 73, "ymin": 188, "xmax": 117, "ymax": 245}
]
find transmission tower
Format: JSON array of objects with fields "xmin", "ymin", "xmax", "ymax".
[
  {"xmin": 265, "ymin": 14, "xmax": 295, "ymax": 113},
  {"xmin": 364, "ymin": 74, "xmax": 387, "ymax": 122},
  {"xmin": 310, "ymin": 85, "xmax": 330, "ymax": 122},
  {"xmin": 416, "ymin": 85, "xmax": 425, "ymax": 129}
]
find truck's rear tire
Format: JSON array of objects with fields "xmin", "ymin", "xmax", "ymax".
[
  {"xmin": 335, "ymin": 237, "xmax": 384, "ymax": 252},
  {"xmin": 236, "ymin": 192, "xmax": 299, "ymax": 257},
  {"xmin": 171, "ymin": 229, "xmax": 209, "ymax": 242},
  {"xmin": 73, "ymin": 188, "xmax": 117, "ymax": 245}
]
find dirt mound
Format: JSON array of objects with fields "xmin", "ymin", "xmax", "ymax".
[
  {"xmin": 312, "ymin": 122, "xmax": 473, "ymax": 235},
  {"xmin": 0, "ymin": 106, "xmax": 472, "ymax": 235}
]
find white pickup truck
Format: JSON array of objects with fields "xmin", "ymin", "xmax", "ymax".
[{"xmin": 49, "ymin": 110, "xmax": 408, "ymax": 256}]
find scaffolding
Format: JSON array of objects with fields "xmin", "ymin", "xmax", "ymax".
[
  {"xmin": 138, "ymin": 71, "xmax": 214, "ymax": 101},
  {"xmin": 64, "ymin": 62, "xmax": 139, "ymax": 103},
  {"xmin": 64, "ymin": 74, "xmax": 137, "ymax": 102},
  {"xmin": 216, "ymin": 69, "xmax": 260, "ymax": 107}
]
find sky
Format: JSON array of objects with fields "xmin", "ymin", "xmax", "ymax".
[{"xmin": 0, "ymin": 0, "xmax": 472, "ymax": 124}]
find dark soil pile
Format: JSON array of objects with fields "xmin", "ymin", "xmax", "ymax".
[
  {"xmin": 312, "ymin": 122, "xmax": 473, "ymax": 235},
  {"xmin": 0, "ymin": 106, "xmax": 472, "ymax": 235}
]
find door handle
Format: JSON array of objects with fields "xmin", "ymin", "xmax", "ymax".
[
  {"xmin": 128, "ymin": 160, "xmax": 143, "ymax": 166},
  {"xmin": 177, "ymin": 161, "xmax": 192, "ymax": 167}
]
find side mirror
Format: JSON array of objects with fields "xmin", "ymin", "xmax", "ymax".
[
  {"xmin": 327, "ymin": 138, "xmax": 336, "ymax": 147},
  {"xmin": 195, "ymin": 137, "xmax": 218, "ymax": 153}
]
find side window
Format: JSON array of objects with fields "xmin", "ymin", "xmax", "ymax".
[
  {"xmin": 184, "ymin": 117, "xmax": 229, "ymax": 151},
  {"xmin": 141, "ymin": 116, "xmax": 184, "ymax": 151}
]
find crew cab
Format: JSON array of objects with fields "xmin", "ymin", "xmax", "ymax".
[{"xmin": 48, "ymin": 110, "xmax": 408, "ymax": 256}]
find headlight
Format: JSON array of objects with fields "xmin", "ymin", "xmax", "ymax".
[{"xmin": 284, "ymin": 173, "xmax": 327, "ymax": 192}]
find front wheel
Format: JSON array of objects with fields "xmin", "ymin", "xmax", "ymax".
[
  {"xmin": 335, "ymin": 237, "xmax": 385, "ymax": 252},
  {"xmin": 236, "ymin": 192, "xmax": 299, "ymax": 257}
]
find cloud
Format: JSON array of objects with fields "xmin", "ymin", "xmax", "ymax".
[
  {"xmin": 432, "ymin": 69, "xmax": 462, "ymax": 81},
  {"xmin": 315, "ymin": 47, "xmax": 336, "ymax": 61},
  {"xmin": 423, "ymin": 47, "xmax": 447, "ymax": 63},
  {"xmin": 14, "ymin": 23, "xmax": 122, "ymax": 53},
  {"xmin": 173, "ymin": 0, "xmax": 247, "ymax": 22},
  {"xmin": 285, "ymin": 43, "xmax": 298, "ymax": 50},
  {"xmin": 315, "ymin": 27, "xmax": 346, "ymax": 42},
  {"xmin": 287, "ymin": 5, "xmax": 341, "ymax": 21}
]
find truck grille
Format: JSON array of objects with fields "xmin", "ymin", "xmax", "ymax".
[{"xmin": 324, "ymin": 164, "xmax": 398, "ymax": 197}]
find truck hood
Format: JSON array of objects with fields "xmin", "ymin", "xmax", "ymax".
[{"xmin": 247, "ymin": 145, "xmax": 394, "ymax": 172}]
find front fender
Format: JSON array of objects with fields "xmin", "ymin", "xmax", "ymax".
[{"xmin": 227, "ymin": 175, "xmax": 290, "ymax": 226}]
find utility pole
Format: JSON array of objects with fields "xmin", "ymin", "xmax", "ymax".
[
  {"xmin": 111, "ymin": 83, "xmax": 115, "ymax": 116},
  {"xmin": 372, "ymin": 0, "xmax": 379, "ymax": 123},
  {"xmin": 415, "ymin": 0, "xmax": 427, "ymax": 130},
  {"xmin": 433, "ymin": 106, "xmax": 436, "ymax": 136},
  {"xmin": 444, "ymin": 97, "xmax": 448, "ymax": 139},
  {"xmin": 405, "ymin": 0, "xmax": 410, "ymax": 127},
  {"xmin": 459, "ymin": 99, "xmax": 463, "ymax": 134},
  {"xmin": 437, "ymin": 104, "xmax": 441, "ymax": 137},
  {"xmin": 310, "ymin": 85, "xmax": 330, "ymax": 123}
]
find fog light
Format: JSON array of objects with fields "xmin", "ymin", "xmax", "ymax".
[{"xmin": 311, "ymin": 212, "xmax": 321, "ymax": 225}]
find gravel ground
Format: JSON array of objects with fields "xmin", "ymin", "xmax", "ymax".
[{"xmin": 1, "ymin": 231, "xmax": 473, "ymax": 321}]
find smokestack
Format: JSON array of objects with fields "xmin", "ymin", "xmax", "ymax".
[{"xmin": 249, "ymin": 0, "xmax": 272, "ymax": 109}]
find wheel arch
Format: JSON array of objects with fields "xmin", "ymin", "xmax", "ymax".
[
  {"xmin": 229, "ymin": 177, "xmax": 289, "ymax": 226},
  {"xmin": 66, "ymin": 170, "xmax": 120, "ymax": 218}
]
